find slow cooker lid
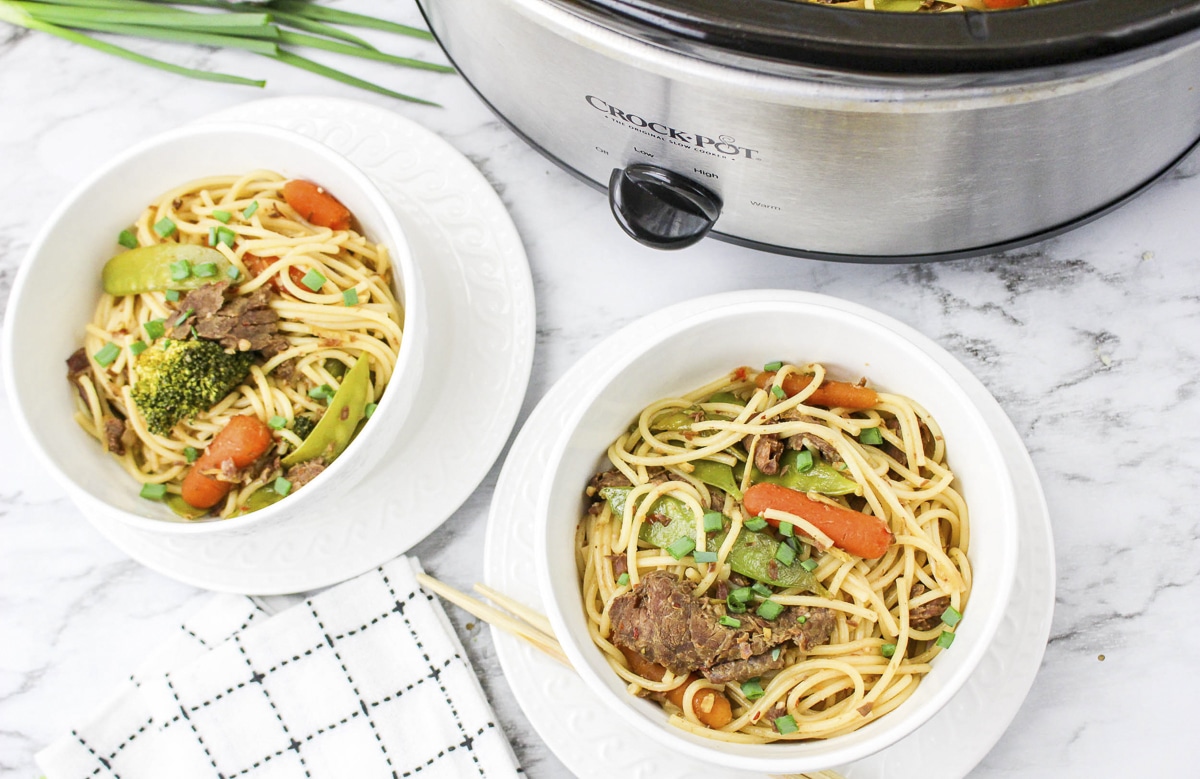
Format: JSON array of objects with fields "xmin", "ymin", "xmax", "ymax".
[{"xmin": 577, "ymin": 0, "xmax": 1200, "ymax": 73}]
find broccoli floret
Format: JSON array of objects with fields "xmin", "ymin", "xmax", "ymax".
[
  {"xmin": 292, "ymin": 414, "xmax": 319, "ymax": 441},
  {"xmin": 131, "ymin": 340, "xmax": 255, "ymax": 435}
]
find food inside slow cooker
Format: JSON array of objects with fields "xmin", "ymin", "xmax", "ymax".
[{"xmin": 802, "ymin": 0, "xmax": 1064, "ymax": 9}]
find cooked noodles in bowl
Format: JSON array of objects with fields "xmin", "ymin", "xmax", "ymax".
[
  {"xmin": 67, "ymin": 171, "xmax": 403, "ymax": 520},
  {"xmin": 579, "ymin": 360, "xmax": 969, "ymax": 743}
]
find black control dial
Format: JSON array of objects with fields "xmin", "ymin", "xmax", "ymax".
[{"xmin": 608, "ymin": 164, "xmax": 722, "ymax": 250}]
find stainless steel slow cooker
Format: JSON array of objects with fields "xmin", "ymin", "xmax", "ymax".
[{"xmin": 417, "ymin": 0, "xmax": 1200, "ymax": 260}]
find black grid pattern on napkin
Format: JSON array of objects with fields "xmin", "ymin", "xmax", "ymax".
[{"xmin": 160, "ymin": 566, "xmax": 505, "ymax": 779}]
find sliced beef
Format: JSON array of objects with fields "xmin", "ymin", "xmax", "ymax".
[
  {"xmin": 608, "ymin": 570, "xmax": 835, "ymax": 678},
  {"xmin": 880, "ymin": 417, "xmax": 937, "ymax": 469},
  {"xmin": 66, "ymin": 347, "xmax": 91, "ymax": 402},
  {"xmin": 744, "ymin": 433, "xmax": 784, "ymax": 476},
  {"xmin": 908, "ymin": 581, "xmax": 951, "ymax": 631},
  {"xmin": 103, "ymin": 416, "xmax": 126, "ymax": 456},
  {"xmin": 608, "ymin": 554, "xmax": 628, "ymax": 579},
  {"xmin": 588, "ymin": 469, "xmax": 633, "ymax": 493},
  {"xmin": 170, "ymin": 281, "xmax": 289, "ymax": 357},
  {"xmin": 285, "ymin": 457, "xmax": 326, "ymax": 490},
  {"xmin": 588, "ymin": 466, "xmax": 719, "ymax": 509},
  {"xmin": 704, "ymin": 650, "xmax": 788, "ymax": 685},
  {"xmin": 778, "ymin": 411, "xmax": 842, "ymax": 464}
]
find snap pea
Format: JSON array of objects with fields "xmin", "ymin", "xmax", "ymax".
[
  {"xmin": 706, "ymin": 391, "xmax": 745, "ymax": 406},
  {"xmin": 649, "ymin": 406, "xmax": 705, "ymax": 432},
  {"xmin": 688, "ymin": 459, "xmax": 743, "ymax": 501},
  {"xmin": 743, "ymin": 449, "xmax": 858, "ymax": 496},
  {"xmin": 102, "ymin": 244, "xmax": 232, "ymax": 296},
  {"xmin": 229, "ymin": 485, "xmax": 285, "ymax": 517},
  {"xmin": 282, "ymin": 353, "xmax": 371, "ymax": 466},
  {"xmin": 599, "ymin": 485, "xmax": 827, "ymax": 596},
  {"xmin": 165, "ymin": 493, "xmax": 208, "ymax": 520}
]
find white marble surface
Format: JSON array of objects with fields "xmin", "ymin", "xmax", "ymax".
[{"xmin": 2, "ymin": 3, "xmax": 1198, "ymax": 777}]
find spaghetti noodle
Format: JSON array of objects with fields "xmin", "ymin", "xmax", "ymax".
[
  {"xmin": 578, "ymin": 362, "xmax": 971, "ymax": 742},
  {"xmin": 69, "ymin": 170, "xmax": 403, "ymax": 519}
]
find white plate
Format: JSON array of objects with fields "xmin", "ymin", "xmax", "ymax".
[
  {"xmin": 484, "ymin": 289, "xmax": 1055, "ymax": 779},
  {"xmin": 82, "ymin": 96, "xmax": 535, "ymax": 595}
]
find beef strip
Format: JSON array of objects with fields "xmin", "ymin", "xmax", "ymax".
[
  {"xmin": 170, "ymin": 281, "xmax": 289, "ymax": 357},
  {"xmin": 103, "ymin": 416, "xmax": 126, "ymax": 456},
  {"xmin": 704, "ymin": 650, "xmax": 789, "ymax": 685},
  {"xmin": 587, "ymin": 467, "xmax": 719, "ymax": 509},
  {"xmin": 880, "ymin": 417, "xmax": 937, "ymax": 469},
  {"xmin": 778, "ymin": 412, "xmax": 843, "ymax": 465},
  {"xmin": 908, "ymin": 581, "xmax": 951, "ymax": 631},
  {"xmin": 608, "ymin": 554, "xmax": 628, "ymax": 579},
  {"xmin": 744, "ymin": 433, "xmax": 784, "ymax": 476},
  {"xmin": 285, "ymin": 457, "xmax": 326, "ymax": 490},
  {"xmin": 66, "ymin": 347, "xmax": 91, "ymax": 402},
  {"xmin": 608, "ymin": 570, "xmax": 835, "ymax": 677}
]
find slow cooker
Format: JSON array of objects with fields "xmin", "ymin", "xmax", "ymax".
[{"xmin": 417, "ymin": 0, "xmax": 1200, "ymax": 260}]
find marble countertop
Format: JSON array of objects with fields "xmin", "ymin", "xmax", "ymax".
[{"xmin": 2, "ymin": 3, "xmax": 1197, "ymax": 777}]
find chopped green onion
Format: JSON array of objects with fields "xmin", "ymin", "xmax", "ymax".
[
  {"xmin": 143, "ymin": 319, "xmax": 166, "ymax": 340},
  {"xmin": 718, "ymin": 615, "xmax": 741, "ymax": 629},
  {"xmin": 184, "ymin": 446, "xmax": 199, "ymax": 463},
  {"xmin": 763, "ymin": 360, "xmax": 783, "ymax": 372},
  {"xmin": 797, "ymin": 615, "xmax": 808, "ymax": 624},
  {"xmin": 140, "ymin": 482, "xmax": 167, "ymax": 500},
  {"xmin": 273, "ymin": 476, "xmax": 293, "ymax": 497},
  {"xmin": 778, "ymin": 521, "xmax": 794, "ymax": 538},
  {"xmin": 93, "ymin": 342, "xmax": 120, "ymax": 367},
  {"xmin": 616, "ymin": 572, "xmax": 629, "ymax": 587},
  {"xmin": 117, "ymin": 229, "xmax": 139, "ymax": 249},
  {"xmin": 744, "ymin": 517, "xmax": 768, "ymax": 532},
  {"xmin": 941, "ymin": 606, "xmax": 963, "ymax": 628},
  {"xmin": 770, "ymin": 385, "xmax": 787, "ymax": 400},
  {"xmin": 666, "ymin": 536, "xmax": 696, "ymax": 560},
  {"xmin": 774, "ymin": 714, "xmax": 798, "ymax": 735},
  {"xmin": 169, "ymin": 260, "xmax": 191, "ymax": 281},
  {"xmin": 794, "ymin": 449, "xmax": 814, "ymax": 473},
  {"xmin": 175, "ymin": 308, "xmax": 195, "ymax": 326},
  {"xmin": 364, "ymin": 402, "xmax": 378, "ymax": 419},
  {"xmin": 936, "ymin": 631, "xmax": 956, "ymax": 649},
  {"xmin": 702, "ymin": 511, "xmax": 725, "ymax": 533},
  {"xmin": 741, "ymin": 679, "xmax": 765, "ymax": 700},
  {"xmin": 775, "ymin": 543, "xmax": 796, "ymax": 567},
  {"xmin": 342, "ymin": 287, "xmax": 359, "ymax": 306},
  {"xmin": 771, "ymin": 647, "xmax": 782, "ymax": 661},
  {"xmin": 242, "ymin": 200, "xmax": 259, "ymax": 218},
  {"xmin": 212, "ymin": 209, "xmax": 232, "ymax": 223},
  {"xmin": 801, "ymin": 557, "xmax": 819, "ymax": 572},
  {"xmin": 300, "ymin": 268, "xmax": 327, "ymax": 292},
  {"xmin": 226, "ymin": 265, "xmax": 240, "ymax": 281},
  {"xmin": 268, "ymin": 415, "xmax": 288, "ymax": 430},
  {"xmin": 756, "ymin": 600, "xmax": 784, "ymax": 620},
  {"xmin": 193, "ymin": 262, "xmax": 218, "ymax": 278},
  {"xmin": 308, "ymin": 384, "xmax": 335, "ymax": 402},
  {"xmin": 859, "ymin": 426, "xmax": 884, "ymax": 446},
  {"xmin": 153, "ymin": 217, "xmax": 176, "ymax": 237},
  {"xmin": 726, "ymin": 595, "xmax": 746, "ymax": 614},
  {"xmin": 881, "ymin": 642, "xmax": 897, "ymax": 658},
  {"xmin": 215, "ymin": 226, "xmax": 236, "ymax": 246},
  {"xmin": 751, "ymin": 582, "xmax": 773, "ymax": 599},
  {"xmin": 129, "ymin": 340, "xmax": 148, "ymax": 356},
  {"xmin": 207, "ymin": 225, "xmax": 217, "ymax": 246},
  {"xmin": 694, "ymin": 550, "xmax": 718, "ymax": 564},
  {"xmin": 729, "ymin": 586, "xmax": 753, "ymax": 604},
  {"xmin": 165, "ymin": 290, "xmax": 180, "ymax": 302}
]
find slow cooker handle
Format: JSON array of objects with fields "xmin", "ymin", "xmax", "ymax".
[{"xmin": 608, "ymin": 164, "xmax": 722, "ymax": 250}]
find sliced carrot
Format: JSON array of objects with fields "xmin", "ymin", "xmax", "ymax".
[
  {"xmin": 743, "ymin": 482, "xmax": 894, "ymax": 559},
  {"xmin": 618, "ymin": 646, "xmax": 732, "ymax": 729},
  {"xmin": 181, "ymin": 415, "xmax": 274, "ymax": 509},
  {"xmin": 282, "ymin": 179, "xmax": 353, "ymax": 230},
  {"xmin": 755, "ymin": 370, "xmax": 879, "ymax": 410}
]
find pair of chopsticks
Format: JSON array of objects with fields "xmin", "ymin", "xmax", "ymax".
[{"xmin": 416, "ymin": 573, "xmax": 848, "ymax": 779}]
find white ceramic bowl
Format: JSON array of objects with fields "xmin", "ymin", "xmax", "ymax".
[
  {"xmin": 2, "ymin": 122, "xmax": 425, "ymax": 537},
  {"xmin": 534, "ymin": 292, "xmax": 1019, "ymax": 774}
]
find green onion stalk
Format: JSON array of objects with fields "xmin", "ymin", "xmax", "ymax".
[{"xmin": 0, "ymin": 0, "xmax": 453, "ymax": 105}]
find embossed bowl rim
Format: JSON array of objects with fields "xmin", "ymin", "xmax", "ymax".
[
  {"xmin": 534, "ymin": 291, "xmax": 1019, "ymax": 773},
  {"xmin": 2, "ymin": 122, "xmax": 425, "ymax": 536}
]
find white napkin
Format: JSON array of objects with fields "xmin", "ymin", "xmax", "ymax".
[{"xmin": 37, "ymin": 557, "xmax": 522, "ymax": 779}]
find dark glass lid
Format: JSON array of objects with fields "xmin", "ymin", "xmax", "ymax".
[{"xmin": 573, "ymin": 0, "xmax": 1200, "ymax": 73}]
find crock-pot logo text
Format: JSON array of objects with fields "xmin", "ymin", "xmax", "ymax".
[{"xmin": 586, "ymin": 96, "xmax": 760, "ymax": 161}]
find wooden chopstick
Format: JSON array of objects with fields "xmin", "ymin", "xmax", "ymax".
[
  {"xmin": 416, "ymin": 573, "xmax": 571, "ymax": 667},
  {"xmin": 417, "ymin": 573, "xmax": 845, "ymax": 779}
]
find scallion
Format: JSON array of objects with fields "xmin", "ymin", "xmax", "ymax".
[
  {"xmin": 165, "ymin": 290, "xmax": 180, "ymax": 302},
  {"xmin": 794, "ymin": 449, "xmax": 814, "ymax": 473},
  {"xmin": 763, "ymin": 360, "xmax": 783, "ymax": 372},
  {"xmin": 726, "ymin": 595, "xmax": 746, "ymax": 614},
  {"xmin": 364, "ymin": 402, "xmax": 378, "ymax": 418},
  {"xmin": 268, "ymin": 415, "xmax": 287, "ymax": 430},
  {"xmin": 756, "ymin": 600, "xmax": 784, "ymax": 620},
  {"xmin": 143, "ymin": 319, "xmax": 165, "ymax": 340},
  {"xmin": 93, "ymin": 342, "xmax": 120, "ymax": 367},
  {"xmin": 775, "ymin": 543, "xmax": 796, "ymax": 567},
  {"xmin": 154, "ymin": 217, "xmax": 176, "ymax": 237},
  {"xmin": 770, "ymin": 385, "xmax": 787, "ymax": 400},
  {"xmin": 859, "ymin": 426, "xmax": 884, "ymax": 446},
  {"xmin": 300, "ymin": 268, "xmax": 326, "ymax": 292},
  {"xmin": 308, "ymin": 384, "xmax": 335, "ymax": 402},
  {"xmin": 881, "ymin": 643, "xmax": 897, "ymax": 658},
  {"xmin": 616, "ymin": 572, "xmax": 629, "ymax": 587},
  {"xmin": 212, "ymin": 209, "xmax": 231, "ymax": 223},
  {"xmin": 751, "ymin": 582, "xmax": 773, "ymax": 599},
  {"xmin": 941, "ymin": 606, "xmax": 962, "ymax": 628},
  {"xmin": 718, "ymin": 615, "xmax": 741, "ymax": 629},
  {"xmin": 797, "ymin": 615, "xmax": 808, "ymax": 624},
  {"xmin": 778, "ymin": 521, "xmax": 794, "ymax": 538},
  {"xmin": 342, "ymin": 287, "xmax": 358, "ymax": 306},
  {"xmin": 744, "ymin": 517, "xmax": 768, "ymax": 532},
  {"xmin": 694, "ymin": 550, "xmax": 718, "ymax": 564},
  {"xmin": 773, "ymin": 714, "xmax": 798, "ymax": 735},
  {"xmin": 139, "ymin": 482, "xmax": 167, "ymax": 500},
  {"xmin": 207, "ymin": 225, "xmax": 217, "ymax": 246},
  {"xmin": 169, "ymin": 259, "xmax": 191, "ymax": 281},
  {"xmin": 226, "ymin": 265, "xmax": 240, "ymax": 281},
  {"xmin": 741, "ymin": 679, "xmax": 765, "ymax": 700},
  {"xmin": 193, "ymin": 261, "xmax": 217, "ymax": 278},
  {"xmin": 184, "ymin": 446, "xmax": 199, "ymax": 463},
  {"xmin": 729, "ymin": 586, "xmax": 752, "ymax": 604},
  {"xmin": 242, "ymin": 200, "xmax": 259, "ymax": 218},
  {"xmin": 666, "ymin": 536, "xmax": 696, "ymax": 560},
  {"xmin": 801, "ymin": 557, "xmax": 819, "ymax": 572},
  {"xmin": 117, "ymin": 229, "xmax": 139, "ymax": 249},
  {"xmin": 702, "ymin": 511, "xmax": 724, "ymax": 533},
  {"xmin": 936, "ymin": 631, "xmax": 956, "ymax": 649},
  {"xmin": 771, "ymin": 647, "xmax": 782, "ymax": 661},
  {"xmin": 215, "ymin": 226, "xmax": 236, "ymax": 246},
  {"xmin": 273, "ymin": 476, "xmax": 293, "ymax": 496},
  {"xmin": 129, "ymin": 340, "xmax": 148, "ymax": 356}
]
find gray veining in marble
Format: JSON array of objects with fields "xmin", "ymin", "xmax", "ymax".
[{"xmin": 2, "ymin": 2, "xmax": 1199, "ymax": 777}]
